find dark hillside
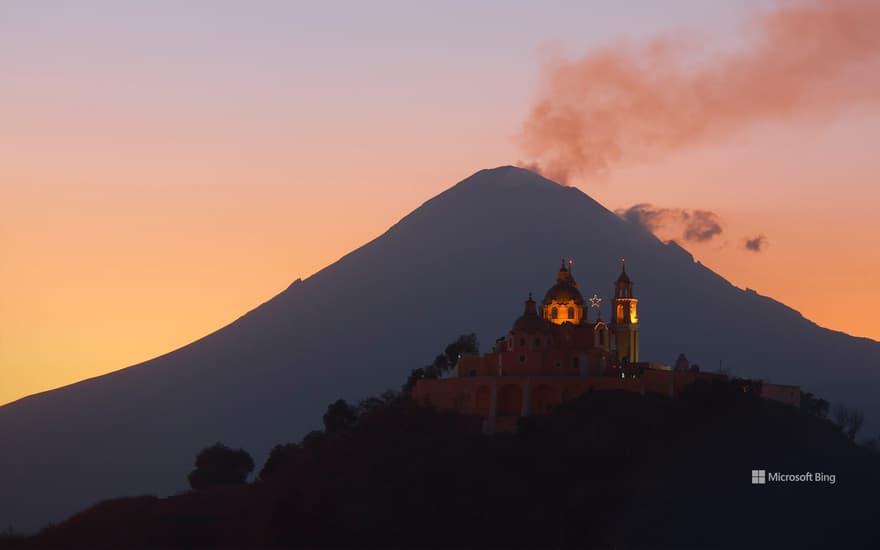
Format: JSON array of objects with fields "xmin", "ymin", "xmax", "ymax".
[{"xmin": 13, "ymin": 382, "xmax": 878, "ymax": 549}]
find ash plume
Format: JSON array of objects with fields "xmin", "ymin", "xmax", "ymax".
[
  {"xmin": 618, "ymin": 204, "xmax": 723, "ymax": 243},
  {"xmin": 521, "ymin": 0, "xmax": 880, "ymax": 183},
  {"xmin": 745, "ymin": 234, "xmax": 768, "ymax": 252}
]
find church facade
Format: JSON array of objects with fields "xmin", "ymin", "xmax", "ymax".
[{"xmin": 412, "ymin": 260, "xmax": 800, "ymax": 433}]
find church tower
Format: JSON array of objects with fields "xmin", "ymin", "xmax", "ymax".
[{"xmin": 612, "ymin": 261, "xmax": 639, "ymax": 362}]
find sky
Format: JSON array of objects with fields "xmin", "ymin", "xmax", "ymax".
[{"xmin": 2, "ymin": 0, "xmax": 879, "ymax": 406}]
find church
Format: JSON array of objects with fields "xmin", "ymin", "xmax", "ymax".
[{"xmin": 412, "ymin": 260, "xmax": 800, "ymax": 433}]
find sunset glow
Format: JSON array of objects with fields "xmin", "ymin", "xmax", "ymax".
[{"xmin": 2, "ymin": 0, "xmax": 879, "ymax": 406}]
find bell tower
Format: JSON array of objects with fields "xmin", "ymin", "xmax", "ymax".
[{"xmin": 612, "ymin": 260, "xmax": 639, "ymax": 362}]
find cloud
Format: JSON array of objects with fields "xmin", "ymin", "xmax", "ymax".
[
  {"xmin": 744, "ymin": 234, "xmax": 768, "ymax": 252},
  {"xmin": 618, "ymin": 203, "xmax": 723, "ymax": 243},
  {"xmin": 520, "ymin": 0, "xmax": 880, "ymax": 184}
]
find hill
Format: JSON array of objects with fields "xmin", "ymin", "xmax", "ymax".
[
  {"xmin": 1, "ymin": 166, "xmax": 878, "ymax": 532},
  {"xmin": 7, "ymin": 382, "xmax": 879, "ymax": 549}
]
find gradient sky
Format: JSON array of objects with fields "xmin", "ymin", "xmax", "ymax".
[{"xmin": 3, "ymin": 0, "xmax": 879, "ymax": 406}]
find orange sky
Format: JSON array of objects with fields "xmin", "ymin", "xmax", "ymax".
[{"xmin": 2, "ymin": 1, "xmax": 879, "ymax": 406}]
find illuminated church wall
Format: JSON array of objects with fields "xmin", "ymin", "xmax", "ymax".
[
  {"xmin": 542, "ymin": 300, "xmax": 584, "ymax": 325},
  {"xmin": 411, "ymin": 259, "xmax": 799, "ymax": 433}
]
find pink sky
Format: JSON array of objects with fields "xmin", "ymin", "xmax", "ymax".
[{"xmin": 2, "ymin": 0, "xmax": 878, "ymax": 406}]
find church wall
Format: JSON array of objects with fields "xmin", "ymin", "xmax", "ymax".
[
  {"xmin": 760, "ymin": 383, "xmax": 801, "ymax": 407},
  {"xmin": 458, "ymin": 347, "xmax": 613, "ymax": 379},
  {"xmin": 412, "ymin": 369, "xmax": 764, "ymax": 432}
]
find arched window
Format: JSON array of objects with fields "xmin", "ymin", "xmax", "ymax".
[
  {"xmin": 573, "ymin": 357, "xmax": 580, "ymax": 369},
  {"xmin": 551, "ymin": 307, "xmax": 558, "ymax": 319},
  {"xmin": 534, "ymin": 338, "xmax": 540, "ymax": 348},
  {"xmin": 519, "ymin": 338, "xmax": 525, "ymax": 347},
  {"xmin": 567, "ymin": 306, "xmax": 574, "ymax": 319}
]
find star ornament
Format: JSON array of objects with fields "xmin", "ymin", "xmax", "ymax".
[{"xmin": 589, "ymin": 294, "xmax": 602, "ymax": 308}]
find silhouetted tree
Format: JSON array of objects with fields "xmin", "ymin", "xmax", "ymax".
[
  {"xmin": 402, "ymin": 366, "xmax": 438, "ymax": 393},
  {"xmin": 800, "ymin": 391, "xmax": 830, "ymax": 419},
  {"xmin": 431, "ymin": 354, "xmax": 448, "ymax": 372},
  {"xmin": 379, "ymin": 389, "xmax": 401, "ymax": 403},
  {"xmin": 323, "ymin": 399, "xmax": 357, "ymax": 434},
  {"xmin": 846, "ymin": 409, "xmax": 864, "ymax": 441},
  {"xmin": 356, "ymin": 396, "xmax": 385, "ymax": 417},
  {"xmin": 188, "ymin": 443, "xmax": 254, "ymax": 490},
  {"xmin": 356, "ymin": 390, "xmax": 401, "ymax": 418},
  {"xmin": 401, "ymin": 334, "xmax": 480, "ymax": 393},
  {"xmin": 443, "ymin": 333, "xmax": 479, "ymax": 371},
  {"xmin": 833, "ymin": 403, "xmax": 865, "ymax": 441},
  {"xmin": 259, "ymin": 443, "xmax": 301, "ymax": 480},
  {"xmin": 833, "ymin": 403, "xmax": 850, "ymax": 429},
  {"xmin": 300, "ymin": 430, "xmax": 325, "ymax": 449}
]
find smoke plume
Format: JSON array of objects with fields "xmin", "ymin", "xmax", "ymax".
[
  {"xmin": 521, "ymin": 0, "xmax": 880, "ymax": 183},
  {"xmin": 618, "ymin": 204, "xmax": 723, "ymax": 243},
  {"xmin": 745, "ymin": 234, "xmax": 768, "ymax": 252}
]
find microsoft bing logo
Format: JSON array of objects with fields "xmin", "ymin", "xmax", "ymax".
[{"xmin": 750, "ymin": 469, "xmax": 836, "ymax": 485}]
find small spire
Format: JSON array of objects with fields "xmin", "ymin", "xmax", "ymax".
[
  {"xmin": 615, "ymin": 258, "xmax": 632, "ymax": 289},
  {"xmin": 556, "ymin": 259, "xmax": 574, "ymax": 284}
]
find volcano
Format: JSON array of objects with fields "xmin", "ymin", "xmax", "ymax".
[{"xmin": 1, "ymin": 166, "xmax": 878, "ymax": 532}]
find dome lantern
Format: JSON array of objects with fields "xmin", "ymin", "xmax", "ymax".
[{"xmin": 541, "ymin": 260, "xmax": 585, "ymax": 325}]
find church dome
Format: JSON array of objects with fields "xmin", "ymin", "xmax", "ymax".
[
  {"xmin": 542, "ymin": 259, "xmax": 585, "ymax": 306},
  {"xmin": 542, "ymin": 282, "xmax": 585, "ymax": 306},
  {"xmin": 512, "ymin": 293, "xmax": 550, "ymax": 333}
]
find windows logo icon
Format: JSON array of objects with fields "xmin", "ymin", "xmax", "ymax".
[{"xmin": 751, "ymin": 470, "xmax": 766, "ymax": 485}]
